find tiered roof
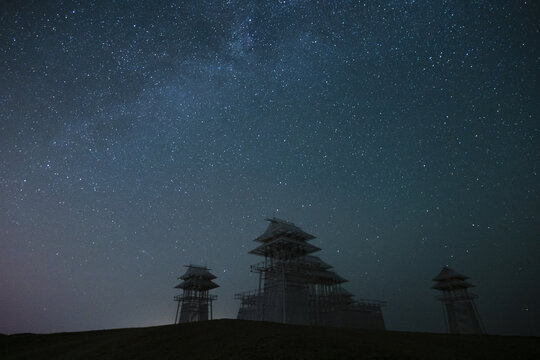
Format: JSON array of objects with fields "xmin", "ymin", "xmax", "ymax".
[
  {"xmin": 179, "ymin": 265, "xmax": 217, "ymax": 280},
  {"xmin": 249, "ymin": 218, "xmax": 320, "ymax": 258},
  {"xmin": 237, "ymin": 217, "xmax": 386, "ymax": 324},
  {"xmin": 335, "ymin": 287, "xmax": 354, "ymax": 298},
  {"xmin": 303, "ymin": 255, "xmax": 332, "ymax": 269},
  {"xmin": 432, "ymin": 267, "xmax": 474, "ymax": 291},
  {"xmin": 306, "ymin": 269, "xmax": 347, "ymax": 284},
  {"xmin": 248, "ymin": 219, "xmax": 349, "ymax": 285},
  {"xmin": 175, "ymin": 265, "xmax": 219, "ymax": 291},
  {"xmin": 254, "ymin": 217, "xmax": 315, "ymax": 242},
  {"xmin": 295, "ymin": 255, "xmax": 347, "ymax": 284}
]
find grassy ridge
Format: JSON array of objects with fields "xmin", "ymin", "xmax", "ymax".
[{"xmin": 1, "ymin": 319, "xmax": 539, "ymax": 360}]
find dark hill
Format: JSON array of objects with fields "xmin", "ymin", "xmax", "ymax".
[{"xmin": 1, "ymin": 319, "xmax": 539, "ymax": 360}]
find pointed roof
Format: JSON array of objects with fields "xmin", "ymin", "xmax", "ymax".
[
  {"xmin": 432, "ymin": 280, "xmax": 475, "ymax": 290},
  {"xmin": 254, "ymin": 217, "xmax": 315, "ymax": 243},
  {"xmin": 432, "ymin": 266, "xmax": 469, "ymax": 282},
  {"xmin": 249, "ymin": 237, "xmax": 321, "ymax": 257},
  {"xmin": 432, "ymin": 266, "xmax": 475, "ymax": 291},
  {"xmin": 175, "ymin": 264, "xmax": 219, "ymax": 291},
  {"xmin": 179, "ymin": 265, "xmax": 217, "ymax": 280},
  {"xmin": 175, "ymin": 278, "xmax": 219, "ymax": 290}
]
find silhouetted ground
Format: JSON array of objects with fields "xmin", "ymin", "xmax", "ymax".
[{"xmin": 1, "ymin": 319, "xmax": 539, "ymax": 360}]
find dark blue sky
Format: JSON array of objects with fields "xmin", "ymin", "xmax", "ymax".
[{"xmin": 1, "ymin": 0, "xmax": 538, "ymax": 336}]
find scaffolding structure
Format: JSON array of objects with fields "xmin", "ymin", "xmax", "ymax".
[
  {"xmin": 235, "ymin": 217, "xmax": 386, "ymax": 329},
  {"xmin": 433, "ymin": 266, "xmax": 485, "ymax": 334},
  {"xmin": 174, "ymin": 265, "xmax": 218, "ymax": 324}
]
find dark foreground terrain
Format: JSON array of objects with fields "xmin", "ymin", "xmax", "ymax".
[{"xmin": 1, "ymin": 319, "xmax": 539, "ymax": 360}]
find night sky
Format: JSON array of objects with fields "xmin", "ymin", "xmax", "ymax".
[{"xmin": 1, "ymin": 1, "xmax": 538, "ymax": 336}]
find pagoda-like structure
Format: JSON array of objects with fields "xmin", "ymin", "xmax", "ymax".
[
  {"xmin": 235, "ymin": 217, "xmax": 386, "ymax": 329},
  {"xmin": 174, "ymin": 265, "xmax": 218, "ymax": 324},
  {"xmin": 432, "ymin": 267, "xmax": 485, "ymax": 334}
]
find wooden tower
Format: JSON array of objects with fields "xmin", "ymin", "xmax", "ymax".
[
  {"xmin": 235, "ymin": 217, "xmax": 386, "ymax": 329},
  {"xmin": 174, "ymin": 265, "xmax": 218, "ymax": 324},
  {"xmin": 433, "ymin": 267, "xmax": 485, "ymax": 334}
]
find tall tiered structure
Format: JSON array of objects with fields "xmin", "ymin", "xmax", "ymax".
[
  {"xmin": 235, "ymin": 217, "xmax": 386, "ymax": 329},
  {"xmin": 433, "ymin": 267, "xmax": 485, "ymax": 334},
  {"xmin": 174, "ymin": 265, "xmax": 218, "ymax": 324}
]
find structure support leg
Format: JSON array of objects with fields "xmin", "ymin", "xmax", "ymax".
[{"xmin": 175, "ymin": 300, "xmax": 181, "ymax": 324}]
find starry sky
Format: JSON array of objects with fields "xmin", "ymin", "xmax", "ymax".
[{"xmin": 1, "ymin": 0, "xmax": 538, "ymax": 336}]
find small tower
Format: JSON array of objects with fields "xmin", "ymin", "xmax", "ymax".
[
  {"xmin": 174, "ymin": 265, "xmax": 218, "ymax": 324},
  {"xmin": 432, "ymin": 267, "xmax": 485, "ymax": 334}
]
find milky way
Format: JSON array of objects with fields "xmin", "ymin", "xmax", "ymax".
[{"xmin": 1, "ymin": 1, "xmax": 538, "ymax": 335}]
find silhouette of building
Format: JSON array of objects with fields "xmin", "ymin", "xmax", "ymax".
[
  {"xmin": 235, "ymin": 217, "xmax": 386, "ymax": 329},
  {"xmin": 174, "ymin": 265, "xmax": 218, "ymax": 324},
  {"xmin": 433, "ymin": 266, "xmax": 485, "ymax": 334}
]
